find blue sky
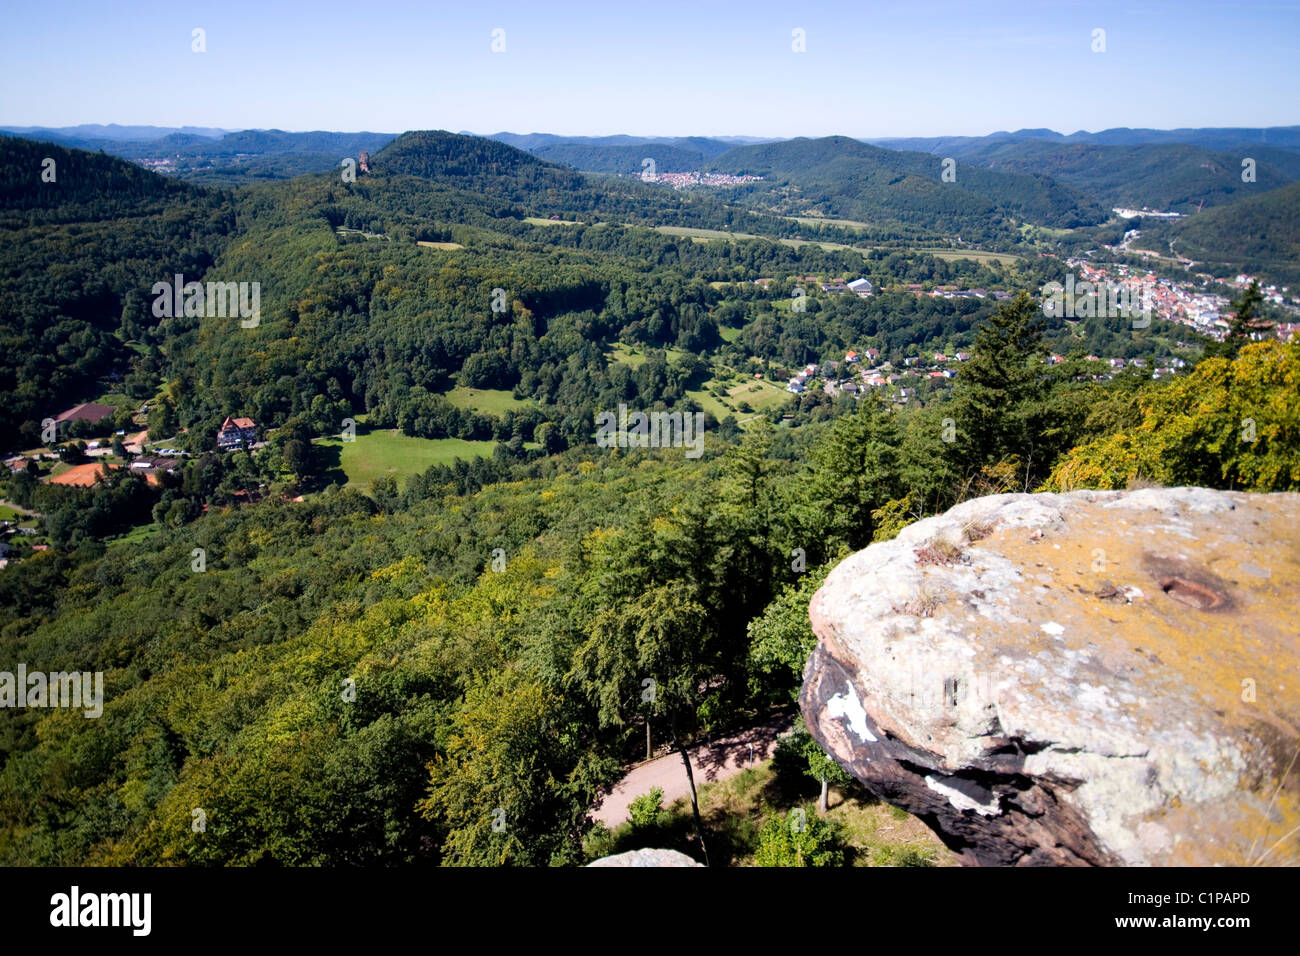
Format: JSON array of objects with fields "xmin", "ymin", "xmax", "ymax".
[{"xmin": 1, "ymin": 0, "xmax": 1296, "ymax": 137}]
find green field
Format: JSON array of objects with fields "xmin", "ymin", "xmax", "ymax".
[
  {"xmin": 789, "ymin": 215, "xmax": 876, "ymax": 231},
  {"xmin": 606, "ymin": 342, "xmax": 691, "ymax": 369},
  {"xmin": 683, "ymin": 388, "xmax": 733, "ymax": 421},
  {"xmin": 88, "ymin": 391, "xmax": 135, "ymax": 411},
  {"xmin": 444, "ymin": 386, "xmax": 533, "ymax": 416},
  {"xmin": 524, "ymin": 216, "xmax": 581, "ymax": 226},
  {"xmin": 686, "ymin": 375, "xmax": 791, "ymax": 423},
  {"xmin": 655, "ymin": 225, "xmax": 761, "ymax": 241},
  {"xmin": 915, "ymin": 247, "xmax": 1021, "ymax": 265},
  {"xmin": 109, "ymin": 523, "xmax": 163, "ymax": 546},
  {"xmin": 315, "ymin": 430, "xmax": 496, "ymax": 490}
]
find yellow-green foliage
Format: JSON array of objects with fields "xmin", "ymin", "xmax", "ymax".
[{"xmin": 1044, "ymin": 341, "xmax": 1300, "ymax": 492}]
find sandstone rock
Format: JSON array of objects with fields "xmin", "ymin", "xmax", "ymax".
[
  {"xmin": 587, "ymin": 848, "xmax": 704, "ymax": 867},
  {"xmin": 800, "ymin": 488, "xmax": 1300, "ymax": 866}
]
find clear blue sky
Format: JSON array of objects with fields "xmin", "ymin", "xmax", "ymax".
[{"xmin": 2, "ymin": 0, "xmax": 1296, "ymax": 138}]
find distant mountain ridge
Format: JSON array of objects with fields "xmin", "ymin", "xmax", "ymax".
[
  {"xmin": 0, "ymin": 123, "xmax": 233, "ymax": 141},
  {"xmin": 705, "ymin": 134, "xmax": 1105, "ymax": 234},
  {"xmin": 481, "ymin": 132, "xmax": 767, "ymax": 154},
  {"xmin": 933, "ymin": 140, "xmax": 1300, "ymax": 214},
  {"xmin": 868, "ymin": 126, "xmax": 1300, "ymax": 154},
  {"xmin": 0, "ymin": 127, "xmax": 397, "ymax": 185}
]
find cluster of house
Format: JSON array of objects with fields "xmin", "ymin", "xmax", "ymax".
[
  {"xmin": 904, "ymin": 285, "xmax": 1014, "ymax": 301},
  {"xmin": 817, "ymin": 277, "xmax": 874, "ymax": 297},
  {"xmin": 1070, "ymin": 261, "xmax": 1229, "ymax": 335},
  {"xmin": 3, "ymin": 411, "xmax": 260, "ymax": 488},
  {"xmin": 1065, "ymin": 261, "xmax": 1298, "ymax": 344},
  {"xmin": 647, "ymin": 171, "xmax": 763, "ymax": 189},
  {"xmin": 1231, "ymin": 274, "xmax": 1300, "ymax": 341},
  {"xmin": 788, "ymin": 348, "xmax": 970, "ymax": 397}
]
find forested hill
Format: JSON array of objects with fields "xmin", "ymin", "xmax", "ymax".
[
  {"xmin": 868, "ymin": 125, "xmax": 1300, "ymax": 154},
  {"xmin": 0, "ymin": 135, "xmax": 202, "ymax": 221},
  {"xmin": 893, "ymin": 139, "xmax": 1300, "ymax": 214},
  {"xmin": 0, "ymin": 128, "xmax": 397, "ymax": 185},
  {"xmin": 485, "ymin": 132, "xmax": 741, "ymax": 156},
  {"xmin": 0, "ymin": 138, "xmax": 236, "ymax": 447},
  {"xmin": 533, "ymin": 142, "xmax": 705, "ymax": 175},
  {"xmin": 707, "ymin": 135, "xmax": 1105, "ymax": 236},
  {"xmin": 1134, "ymin": 179, "xmax": 1300, "ymax": 286},
  {"xmin": 375, "ymin": 130, "xmax": 585, "ymax": 186},
  {"xmin": 1, "ymin": 117, "xmax": 1295, "ymax": 869}
]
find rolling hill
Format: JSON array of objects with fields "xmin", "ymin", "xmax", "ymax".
[
  {"xmin": 869, "ymin": 137, "xmax": 1300, "ymax": 214},
  {"xmin": 869, "ymin": 125, "xmax": 1300, "ymax": 154},
  {"xmin": 1133, "ymin": 179, "xmax": 1300, "ymax": 286},
  {"xmin": 532, "ymin": 142, "xmax": 706, "ymax": 175},
  {"xmin": 707, "ymin": 135, "xmax": 1105, "ymax": 238}
]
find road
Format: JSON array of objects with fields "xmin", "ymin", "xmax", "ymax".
[{"xmin": 591, "ymin": 712, "xmax": 796, "ymax": 828}]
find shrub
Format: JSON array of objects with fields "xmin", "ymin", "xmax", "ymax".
[
  {"xmin": 628, "ymin": 786, "xmax": 665, "ymax": 830},
  {"xmin": 752, "ymin": 806, "xmax": 848, "ymax": 867}
]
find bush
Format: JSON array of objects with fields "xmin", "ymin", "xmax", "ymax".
[
  {"xmin": 752, "ymin": 806, "xmax": 848, "ymax": 867},
  {"xmin": 628, "ymin": 787, "xmax": 665, "ymax": 830}
]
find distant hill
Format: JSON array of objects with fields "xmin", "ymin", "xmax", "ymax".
[
  {"xmin": 484, "ymin": 132, "xmax": 752, "ymax": 156},
  {"xmin": 0, "ymin": 128, "xmax": 396, "ymax": 184},
  {"xmin": 0, "ymin": 137, "xmax": 235, "ymax": 447},
  {"xmin": 533, "ymin": 143, "xmax": 705, "ymax": 174},
  {"xmin": 0, "ymin": 135, "xmax": 198, "ymax": 219},
  {"xmin": 936, "ymin": 141, "xmax": 1300, "ymax": 214},
  {"xmin": 0, "ymin": 123, "xmax": 232, "ymax": 141},
  {"xmin": 375, "ymin": 129, "xmax": 581, "ymax": 183},
  {"xmin": 1134, "ymin": 179, "xmax": 1300, "ymax": 286},
  {"xmin": 869, "ymin": 126, "xmax": 1300, "ymax": 154},
  {"xmin": 708, "ymin": 135, "xmax": 1104, "ymax": 238}
]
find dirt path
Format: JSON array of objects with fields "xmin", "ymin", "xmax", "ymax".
[{"xmin": 591, "ymin": 712, "xmax": 796, "ymax": 828}]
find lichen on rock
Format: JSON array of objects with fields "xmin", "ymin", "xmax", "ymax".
[{"xmin": 799, "ymin": 487, "xmax": 1300, "ymax": 866}]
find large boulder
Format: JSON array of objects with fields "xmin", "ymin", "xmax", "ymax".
[
  {"xmin": 800, "ymin": 488, "xmax": 1300, "ymax": 866},
  {"xmin": 587, "ymin": 848, "xmax": 703, "ymax": 867}
]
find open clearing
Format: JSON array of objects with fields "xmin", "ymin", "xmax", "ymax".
[
  {"xmin": 652, "ymin": 222, "xmax": 1020, "ymax": 265},
  {"xmin": 686, "ymin": 376, "xmax": 790, "ymax": 422},
  {"xmin": 315, "ymin": 429, "xmax": 495, "ymax": 490},
  {"xmin": 416, "ymin": 240, "xmax": 465, "ymax": 250},
  {"xmin": 655, "ymin": 225, "xmax": 761, "ymax": 241},
  {"xmin": 606, "ymin": 342, "xmax": 691, "ymax": 368},
  {"xmin": 443, "ymin": 386, "xmax": 533, "ymax": 416},
  {"xmin": 789, "ymin": 215, "xmax": 876, "ymax": 231}
]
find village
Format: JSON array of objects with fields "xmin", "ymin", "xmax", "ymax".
[
  {"xmin": 771, "ymin": 270, "xmax": 1219, "ymax": 408},
  {"xmin": 641, "ymin": 170, "xmax": 764, "ymax": 189},
  {"xmin": 1068, "ymin": 259, "xmax": 1300, "ymax": 343},
  {"xmin": 0, "ymin": 403, "xmax": 263, "ymax": 571}
]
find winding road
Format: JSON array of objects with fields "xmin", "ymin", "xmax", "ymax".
[{"xmin": 591, "ymin": 712, "xmax": 796, "ymax": 827}]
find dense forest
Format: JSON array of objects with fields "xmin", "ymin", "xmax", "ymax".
[{"xmin": 0, "ymin": 129, "xmax": 1296, "ymax": 866}]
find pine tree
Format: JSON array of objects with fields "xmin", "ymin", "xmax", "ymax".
[
  {"xmin": 953, "ymin": 290, "xmax": 1049, "ymax": 476},
  {"xmin": 1207, "ymin": 280, "xmax": 1270, "ymax": 360}
]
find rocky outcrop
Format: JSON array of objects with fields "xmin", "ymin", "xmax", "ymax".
[
  {"xmin": 800, "ymin": 488, "xmax": 1300, "ymax": 866},
  {"xmin": 587, "ymin": 848, "xmax": 703, "ymax": 867}
]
